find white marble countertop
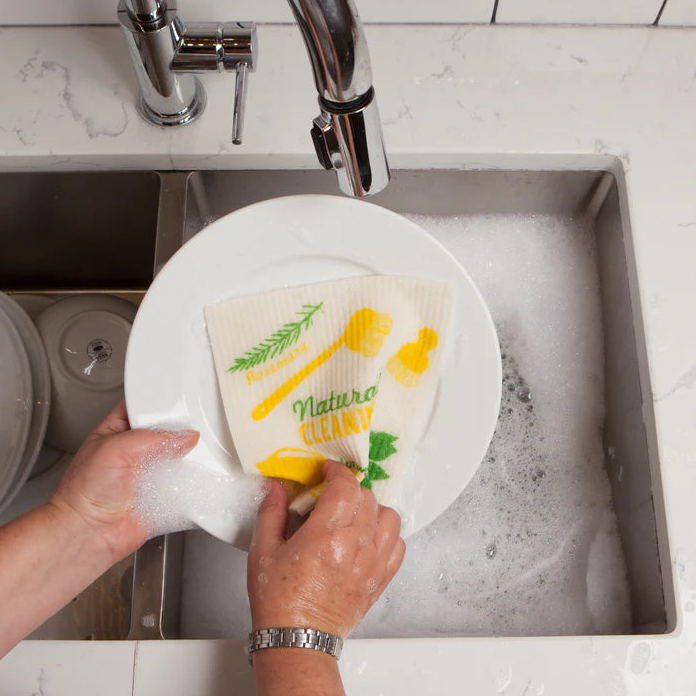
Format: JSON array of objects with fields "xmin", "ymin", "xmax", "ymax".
[{"xmin": 1, "ymin": 22, "xmax": 696, "ymax": 695}]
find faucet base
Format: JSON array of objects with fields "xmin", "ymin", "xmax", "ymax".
[{"xmin": 137, "ymin": 78, "xmax": 207, "ymax": 127}]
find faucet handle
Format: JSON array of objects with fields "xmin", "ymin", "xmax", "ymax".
[
  {"xmin": 219, "ymin": 22, "xmax": 256, "ymax": 146},
  {"xmin": 232, "ymin": 61, "xmax": 249, "ymax": 145},
  {"xmin": 174, "ymin": 22, "xmax": 256, "ymax": 145}
]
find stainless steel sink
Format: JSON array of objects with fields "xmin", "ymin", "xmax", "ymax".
[
  {"xmin": 0, "ymin": 170, "xmax": 162, "ymax": 640},
  {"xmin": 0, "ymin": 171, "xmax": 159, "ymax": 290},
  {"xmin": 0, "ymin": 168, "xmax": 674, "ymax": 640}
]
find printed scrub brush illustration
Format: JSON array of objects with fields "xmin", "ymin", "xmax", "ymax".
[
  {"xmin": 252, "ymin": 308, "xmax": 393, "ymax": 421},
  {"xmin": 387, "ymin": 327, "xmax": 439, "ymax": 387}
]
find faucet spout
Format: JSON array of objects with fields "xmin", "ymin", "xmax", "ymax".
[{"xmin": 287, "ymin": 0, "xmax": 390, "ymax": 197}]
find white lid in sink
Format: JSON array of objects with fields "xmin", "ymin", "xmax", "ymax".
[{"xmin": 0, "ymin": 304, "xmax": 33, "ymax": 505}]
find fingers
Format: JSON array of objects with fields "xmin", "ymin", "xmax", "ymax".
[
  {"xmin": 373, "ymin": 535, "xmax": 405, "ymax": 598},
  {"xmin": 251, "ymin": 479, "xmax": 289, "ymax": 555},
  {"xmin": 373, "ymin": 506, "xmax": 404, "ymax": 595},
  {"xmin": 310, "ymin": 460, "xmax": 362, "ymax": 528},
  {"xmin": 322, "ymin": 458, "xmax": 359, "ymax": 484},
  {"xmin": 84, "ymin": 399, "xmax": 131, "ymax": 442},
  {"xmin": 94, "ymin": 427, "xmax": 200, "ymax": 468},
  {"xmin": 385, "ymin": 537, "xmax": 406, "ymax": 582},
  {"xmin": 351, "ymin": 486, "xmax": 379, "ymax": 543},
  {"xmin": 375, "ymin": 505, "xmax": 402, "ymax": 554}
]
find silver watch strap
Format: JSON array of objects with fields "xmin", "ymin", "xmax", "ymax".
[{"xmin": 247, "ymin": 627, "xmax": 343, "ymax": 664}]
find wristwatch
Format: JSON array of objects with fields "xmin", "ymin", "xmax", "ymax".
[{"xmin": 247, "ymin": 627, "xmax": 343, "ymax": 665}]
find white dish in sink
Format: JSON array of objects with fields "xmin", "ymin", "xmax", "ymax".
[
  {"xmin": 0, "ymin": 304, "xmax": 33, "ymax": 508},
  {"xmin": 125, "ymin": 195, "xmax": 501, "ymax": 547},
  {"xmin": 0, "ymin": 292, "xmax": 52, "ymax": 511},
  {"xmin": 35, "ymin": 294, "xmax": 137, "ymax": 454}
]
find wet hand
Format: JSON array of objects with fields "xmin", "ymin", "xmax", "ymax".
[
  {"xmin": 48, "ymin": 401, "xmax": 199, "ymax": 564},
  {"xmin": 248, "ymin": 460, "xmax": 405, "ymax": 638}
]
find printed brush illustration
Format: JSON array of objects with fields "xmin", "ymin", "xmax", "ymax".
[
  {"xmin": 387, "ymin": 327, "xmax": 438, "ymax": 387},
  {"xmin": 288, "ymin": 430, "xmax": 399, "ymax": 515},
  {"xmin": 252, "ymin": 308, "xmax": 393, "ymax": 421}
]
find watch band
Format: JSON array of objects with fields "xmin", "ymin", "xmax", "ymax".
[{"xmin": 247, "ymin": 627, "xmax": 343, "ymax": 665}]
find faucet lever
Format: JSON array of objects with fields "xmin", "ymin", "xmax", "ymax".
[{"xmin": 232, "ymin": 62, "xmax": 249, "ymax": 145}]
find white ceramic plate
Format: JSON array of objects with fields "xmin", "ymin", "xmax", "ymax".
[
  {"xmin": 11, "ymin": 294, "xmax": 54, "ymax": 321},
  {"xmin": 35, "ymin": 295, "xmax": 137, "ymax": 454},
  {"xmin": 0, "ymin": 293, "xmax": 52, "ymax": 511},
  {"xmin": 125, "ymin": 195, "xmax": 501, "ymax": 547},
  {"xmin": 0, "ymin": 306, "xmax": 33, "ymax": 505}
]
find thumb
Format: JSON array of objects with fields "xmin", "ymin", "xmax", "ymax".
[
  {"xmin": 95, "ymin": 427, "xmax": 200, "ymax": 468},
  {"xmin": 251, "ymin": 479, "xmax": 289, "ymax": 554}
]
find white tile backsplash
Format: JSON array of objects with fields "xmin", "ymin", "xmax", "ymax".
[
  {"xmin": 659, "ymin": 0, "xmax": 696, "ymax": 25},
  {"xmin": 0, "ymin": 0, "xmax": 495, "ymax": 26},
  {"xmin": 496, "ymin": 0, "xmax": 663, "ymax": 25}
]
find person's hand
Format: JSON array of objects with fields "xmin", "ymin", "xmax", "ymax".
[
  {"xmin": 48, "ymin": 400, "xmax": 199, "ymax": 564},
  {"xmin": 247, "ymin": 460, "xmax": 405, "ymax": 638}
]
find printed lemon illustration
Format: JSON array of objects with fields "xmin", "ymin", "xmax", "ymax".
[
  {"xmin": 387, "ymin": 327, "xmax": 438, "ymax": 387},
  {"xmin": 255, "ymin": 447, "xmax": 326, "ymax": 487},
  {"xmin": 252, "ymin": 308, "xmax": 393, "ymax": 421}
]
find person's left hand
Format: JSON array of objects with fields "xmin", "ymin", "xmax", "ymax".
[{"xmin": 48, "ymin": 401, "xmax": 199, "ymax": 564}]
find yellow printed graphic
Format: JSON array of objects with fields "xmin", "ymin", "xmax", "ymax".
[
  {"xmin": 252, "ymin": 308, "xmax": 393, "ymax": 421},
  {"xmin": 299, "ymin": 404, "xmax": 374, "ymax": 446},
  {"xmin": 255, "ymin": 448, "xmax": 326, "ymax": 487},
  {"xmin": 387, "ymin": 327, "xmax": 438, "ymax": 388}
]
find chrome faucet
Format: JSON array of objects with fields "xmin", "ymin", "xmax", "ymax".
[
  {"xmin": 287, "ymin": 0, "xmax": 390, "ymax": 196},
  {"xmin": 118, "ymin": 0, "xmax": 389, "ymax": 197},
  {"xmin": 117, "ymin": 0, "xmax": 255, "ymax": 143}
]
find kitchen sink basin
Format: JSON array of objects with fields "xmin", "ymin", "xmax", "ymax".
[
  {"xmin": 0, "ymin": 167, "xmax": 674, "ymax": 641},
  {"xmin": 0, "ymin": 171, "xmax": 160, "ymax": 290}
]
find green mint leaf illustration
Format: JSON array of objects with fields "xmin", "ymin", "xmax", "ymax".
[
  {"xmin": 360, "ymin": 431, "xmax": 397, "ymax": 488},
  {"xmin": 228, "ymin": 302, "xmax": 323, "ymax": 373},
  {"xmin": 367, "ymin": 461, "xmax": 389, "ymax": 481},
  {"xmin": 369, "ymin": 431, "xmax": 398, "ymax": 462}
]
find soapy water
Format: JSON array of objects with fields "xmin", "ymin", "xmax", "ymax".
[
  {"xmin": 352, "ymin": 343, "xmax": 630, "ymax": 637},
  {"xmin": 174, "ymin": 212, "xmax": 632, "ymax": 638},
  {"xmin": 133, "ymin": 442, "xmax": 266, "ymax": 542}
]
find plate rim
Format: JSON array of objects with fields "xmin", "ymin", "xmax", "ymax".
[
  {"xmin": 0, "ymin": 304, "xmax": 33, "ymax": 503},
  {"xmin": 0, "ymin": 292, "xmax": 52, "ymax": 511}
]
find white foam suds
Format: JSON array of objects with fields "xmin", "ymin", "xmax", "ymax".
[
  {"xmin": 351, "ymin": 212, "xmax": 630, "ymax": 637},
  {"xmin": 178, "ymin": 212, "xmax": 631, "ymax": 638},
  {"xmin": 134, "ymin": 454, "xmax": 265, "ymax": 541}
]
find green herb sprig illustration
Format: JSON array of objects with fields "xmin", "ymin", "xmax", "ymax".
[
  {"xmin": 228, "ymin": 302, "xmax": 323, "ymax": 373},
  {"xmin": 344, "ymin": 431, "xmax": 397, "ymax": 489}
]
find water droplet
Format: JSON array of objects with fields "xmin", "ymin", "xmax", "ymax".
[{"xmin": 517, "ymin": 388, "xmax": 532, "ymax": 402}]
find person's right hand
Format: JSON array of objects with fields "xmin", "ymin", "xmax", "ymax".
[{"xmin": 248, "ymin": 460, "xmax": 405, "ymax": 638}]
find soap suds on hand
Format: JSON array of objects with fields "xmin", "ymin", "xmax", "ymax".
[{"xmin": 133, "ymin": 449, "xmax": 266, "ymax": 542}]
